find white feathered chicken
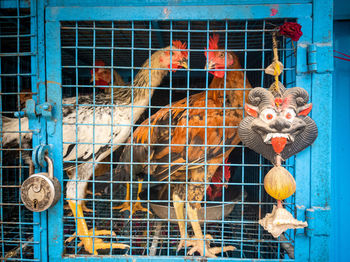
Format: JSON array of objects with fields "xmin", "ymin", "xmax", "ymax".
[
  {"xmin": 90, "ymin": 60, "xmax": 125, "ymax": 94},
  {"xmin": 2, "ymin": 40, "xmax": 188, "ymax": 254}
]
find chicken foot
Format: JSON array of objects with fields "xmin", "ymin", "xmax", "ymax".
[
  {"xmin": 180, "ymin": 203, "xmax": 235, "ymax": 258},
  {"xmin": 67, "ymin": 200, "xmax": 129, "ymax": 255},
  {"xmin": 113, "ymin": 179, "xmax": 152, "ymax": 216}
]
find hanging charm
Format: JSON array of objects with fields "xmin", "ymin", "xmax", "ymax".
[
  {"xmin": 278, "ymin": 22, "xmax": 303, "ymax": 57},
  {"xmin": 265, "ymin": 61, "xmax": 284, "ymax": 77},
  {"xmin": 259, "ymin": 205, "xmax": 308, "ymax": 238},
  {"xmin": 238, "ymin": 86, "xmax": 318, "ymax": 164},
  {"xmin": 238, "ymin": 29, "xmax": 317, "ymax": 237},
  {"xmin": 265, "ymin": 32, "xmax": 284, "ymax": 96},
  {"xmin": 238, "ymin": 85, "xmax": 317, "ymax": 237},
  {"xmin": 259, "ymin": 155, "xmax": 307, "ymax": 238}
]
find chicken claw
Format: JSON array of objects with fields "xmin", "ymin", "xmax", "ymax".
[
  {"xmin": 113, "ymin": 201, "xmax": 152, "ymax": 217},
  {"xmin": 177, "ymin": 234, "xmax": 235, "ymax": 258},
  {"xmin": 67, "ymin": 200, "xmax": 129, "ymax": 255},
  {"xmin": 113, "ymin": 181, "xmax": 152, "ymax": 216},
  {"xmin": 65, "ymin": 229, "xmax": 116, "ymax": 244},
  {"xmin": 86, "ymin": 189, "xmax": 102, "ymax": 197},
  {"xmin": 65, "ymin": 229, "xmax": 128, "ymax": 254}
]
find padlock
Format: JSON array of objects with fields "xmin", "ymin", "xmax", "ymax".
[{"xmin": 21, "ymin": 155, "xmax": 61, "ymax": 212}]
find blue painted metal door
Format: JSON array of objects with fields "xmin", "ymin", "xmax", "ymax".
[
  {"xmin": 40, "ymin": 1, "xmax": 332, "ymax": 261},
  {"xmin": 0, "ymin": 0, "xmax": 47, "ymax": 261}
]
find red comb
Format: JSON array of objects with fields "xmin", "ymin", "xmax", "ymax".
[
  {"xmin": 209, "ymin": 34, "xmax": 220, "ymax": 50},
  {"xmin": 172, "ymin": 40, "xmax": 187, "ymax": 50},
  {"xmin": 172, "ymin": 40, "xmax": 188, "ymax": 58},
  {"xmin": 91, "ymin": 60, "xmax": 106, "ymax": 75},
  {"xmin": 204, "ymin": 34, "xmax": 220, "ymax": 61},
  {"xmin": 95, "ymin": 60, "xmax": 105, "ymax": 67}
]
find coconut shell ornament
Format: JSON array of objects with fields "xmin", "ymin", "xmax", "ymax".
[{"xmin": 264, "ymin": 166, "xmax": 296, "ymax": 201}]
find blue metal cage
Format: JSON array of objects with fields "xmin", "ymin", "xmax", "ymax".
[
  {"xmin": 0, "ymin": 1, "xmax": 39, "ymax": 261},
  {"xmin": 59, "ymin": 19, "xmax": 296, "ymax": 259},
  {"xmin": 0, "ymin": 0, "xmax": 332, "ymax": 261}
]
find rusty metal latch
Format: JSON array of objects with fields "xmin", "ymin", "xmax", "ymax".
[
  {"xmin": 14, "ymin": 99, "xmax": 53, "ymax": 119},
  {"xmin": 14, "ymin": 99, "xmax": 54, "ymax": 132}
]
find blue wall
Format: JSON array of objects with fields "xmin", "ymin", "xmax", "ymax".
[
  {"xmin": 334, "ymin": 0, "xmax": 350, "ymax": 19},
  {"xmin": 331, "ymin": 19, "xmax": 350, "ymax": 262}
]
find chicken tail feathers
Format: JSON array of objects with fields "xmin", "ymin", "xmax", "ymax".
[
  {"xmin": 1, "ymin": 116, "xmax": 31, "ymax": 147},
  {"xmin": 113, "ymin": 144, "xmax": 149, "ymax": 182},
  {"xmin": 1, "ymin": 116, "xmax": 32, "ymax": 164}
]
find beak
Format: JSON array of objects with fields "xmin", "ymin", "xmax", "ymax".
[
  {"xmin": 179, "ymin": 58, "xmax": 188, "ymax": 69},
  {"xmin": 205, "ymin": 60, "xmax": 216, "ymax": 70}
]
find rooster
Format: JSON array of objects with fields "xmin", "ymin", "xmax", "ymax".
[
  {"xmin": 17, "ymin": 60, "xmax": 123, "ymax": 109},
  {"xmin": 155, "ymin": 157, "xmax": 231, "ymax": 204},
  {"xmin": 19, "ymin": 88, "xmax": 33, "ymax": 108},
  {"xmin": 2, "ymin": 41, "xmax": 188, "ymax": 255},
  {"xmin": 206, "ymin": 158, "xmax": 231, "ymax": 200},
  {"xmin": 90, "ymin": 60, "xmax": 125, "ymax": 94},
  {"xmin": 114, "ymin": 34, "xmax": 251, "ymax": 257}
]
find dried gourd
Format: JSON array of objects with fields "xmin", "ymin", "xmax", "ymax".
[{"xmin": 264, "ymin": 166, "xmax": 296, "ymax": 201}]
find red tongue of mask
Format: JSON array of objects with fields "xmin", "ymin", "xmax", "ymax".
[{"xmin": 271, "ymin": 137, "xmax": 287, "ymax": 154}]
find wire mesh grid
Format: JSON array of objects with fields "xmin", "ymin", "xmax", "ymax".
[
  {"xmin": 59, "ymin": 19, "xmax": 297, "ymax": 259},
  {"xmin": 0, "ymin": 2, "xmax": 38, "ymax": 261}
]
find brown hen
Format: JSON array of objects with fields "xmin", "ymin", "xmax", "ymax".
[{"xmin": 115, "ymin": 34, "xmax": 251, "ymax": 257}]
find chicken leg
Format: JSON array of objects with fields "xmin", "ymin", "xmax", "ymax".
[
  {"xmin": 184, "ymin": 204, "xmax": 235, "ymax": 257},
  {"xmin": 175, "ymin": 172, "xmax": 235, "ymax": 258},
  {"xmin": 67, "ymin": 200, "xmax": 129, "ymax": 255},
  {"xmin": 173, "ymin": 193, "xmax": 187, "ymax": 251},
  {"xmin": 64, "ymin": 188, "xmax": 101, "ymax": 214},
  {"xmin": 113, "ymin": 179, "xmax": 152, "ymax": 216}
]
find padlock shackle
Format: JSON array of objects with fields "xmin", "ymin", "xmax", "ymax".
[
  {"xmin": 44, "ymin": 155, "xmax": 54, "ymax": 179},
  {"xmin": 29, "ymin": 160, "xmax": 34, "ymax": 176}
]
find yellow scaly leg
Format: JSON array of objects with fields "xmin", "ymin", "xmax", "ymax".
[
  {"xmin": 181, "ymin": 204, "xmax": 235, "ymax": 258},
  {"xmin": 113, "ymin": 180, "xmax": 152, "ymax": 216},
  {"xmin": 113, "ymin": 183, "xmax": 131, "ymax": 212},
  {"xmin": 173, "ymin": 194, "xmax": 187, "ymax": 251},
  {"xmin": 66, "ymin": 200, "xmax": 129, "ymax": 255}
]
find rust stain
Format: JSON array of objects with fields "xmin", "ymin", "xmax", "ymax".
[
  {"xmin": 162, "ymin": 7, "xmax": 170, "ymax": 20},
  {"xmin": 270, "ymin": 8, "xmax": 278, "ymax": 16}
]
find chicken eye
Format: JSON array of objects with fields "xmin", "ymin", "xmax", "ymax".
[
  {"xmin": 219, "ymin": 53, "xmax": 225, "ymax": 58},
  {"xmin": 260, "ymin": 108, "xmax": 276, "ymax": 123},
  {"xmin": 283, "ymin": 108, "xmax": 296, "ymax": 121}
]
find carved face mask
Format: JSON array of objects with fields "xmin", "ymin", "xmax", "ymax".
[{"xmin": 238, "ymin": 87, "xmax": 318, "ymax": 164}]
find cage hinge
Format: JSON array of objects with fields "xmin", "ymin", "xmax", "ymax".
[
  {"xmin": 14, "ymin": 99, "xmax": 54, "ymax": 131},
  {"xmin": 305, "ymin": 206, "xmax": 331, "ymax": 237},
  {"xmin": 307, "ymin": 43, "xmax": 334, "ymax": 74}
]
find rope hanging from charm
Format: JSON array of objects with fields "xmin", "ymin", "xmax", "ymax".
[{"xmin": 272, "ymin": 31, "xmax": 281, "ymax": 96}]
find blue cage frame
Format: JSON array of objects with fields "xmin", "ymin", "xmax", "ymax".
[{"xmin": 0, "ymin": 0, "xmax": 332, "ymax": 261}]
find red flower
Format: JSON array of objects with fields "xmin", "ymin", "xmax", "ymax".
[{"xmin": 279, "ymin": 22, "xmax": 303, "ymax": 41}]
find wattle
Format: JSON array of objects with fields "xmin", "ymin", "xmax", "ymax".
[{"xmin": 95, "ymin": 80, "xmax": 110, "ymax": 87}]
